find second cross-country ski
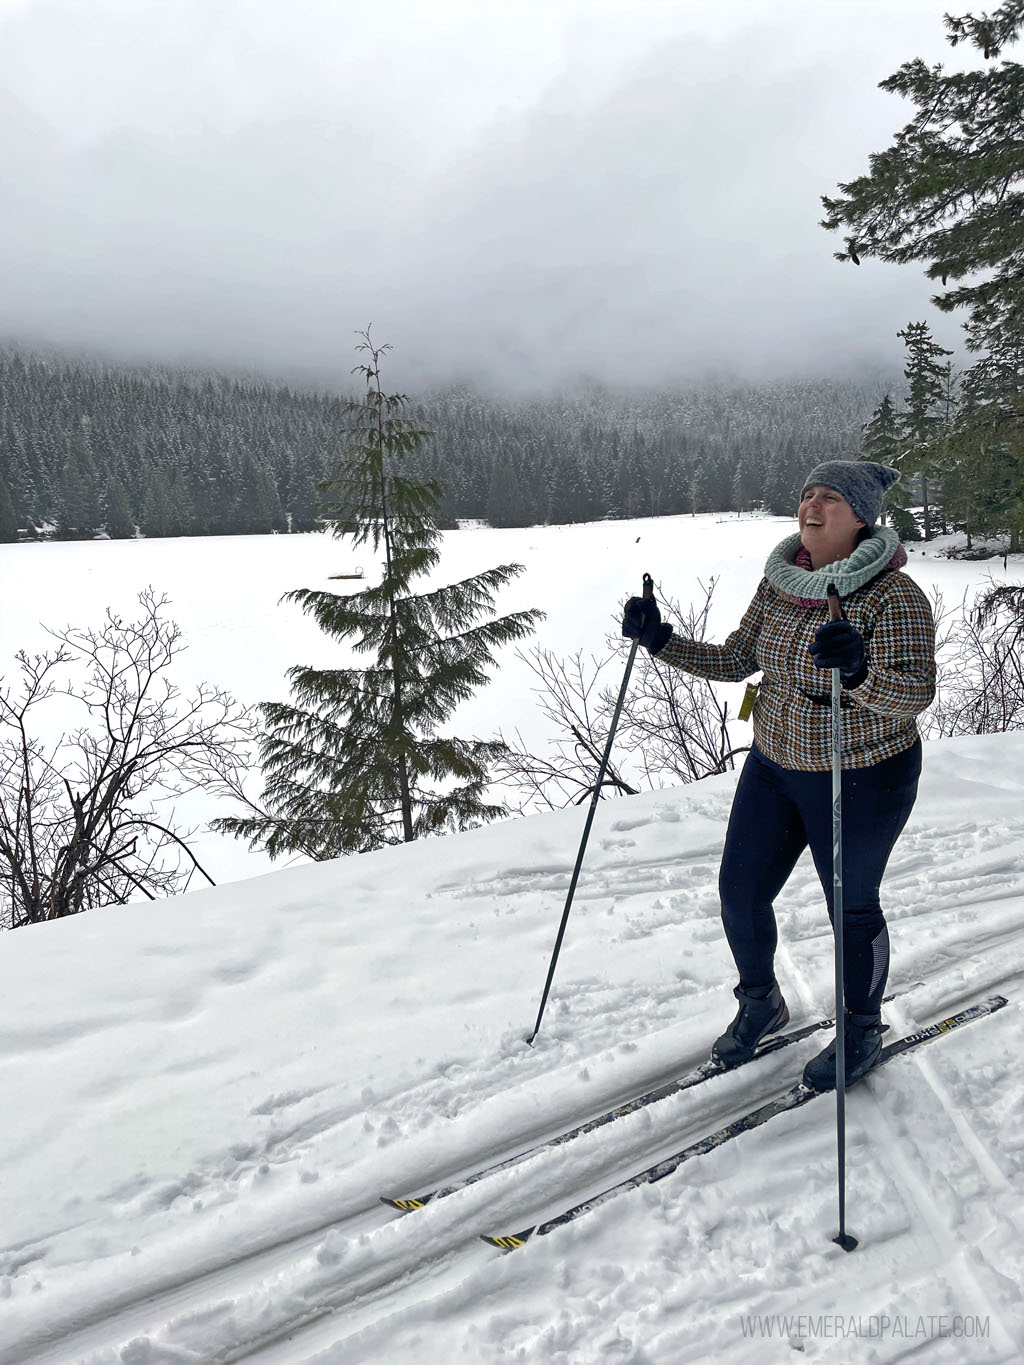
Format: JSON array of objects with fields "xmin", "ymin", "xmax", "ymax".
[{"xmin": 482, "ymin": 995, "xmax": 1008, "ymax": 1251}]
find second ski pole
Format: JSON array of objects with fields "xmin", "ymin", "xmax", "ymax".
[{"xmin": 827, "ymin": 581, "xmax": 857, "ymax": 1254}]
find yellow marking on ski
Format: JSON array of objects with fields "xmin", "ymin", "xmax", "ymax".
[{"xmin": 386, "ymin": 1198, "xmax": 424, "ymax": 1211}]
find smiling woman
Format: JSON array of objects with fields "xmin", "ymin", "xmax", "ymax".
[
  {"xmin": 621, "ymin": 458, "xmax": 936, "ymax": 1092},
  {"xmin": 797, "ymin": 460, "xmax": 902, "ymax": 568},
  {"xmin": 798, "ymin": 485, "xmax": 866, "ymax": 567}
]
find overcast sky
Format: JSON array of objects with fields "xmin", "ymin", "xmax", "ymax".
[{"xmin": 0, "ymin": 0, "xmax": 975, "ymax": 391}]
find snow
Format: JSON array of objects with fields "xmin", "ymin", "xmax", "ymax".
[{"xmin": 1, "ymin": 514, "xmax": 1023, "ymax": 1363}]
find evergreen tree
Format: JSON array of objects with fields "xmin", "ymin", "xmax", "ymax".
[
  {"xmin": 58, "ymin": 420, "xmax": 102, "ymax": 537},
  {"xmin": 103, "ymin": 474, "xmax": 136, "ymax": 539},
  {"xmin": 141, "ymin": 469, "xmax": 177, "ymax": 538},
  {"xmin": 731, "ymin": 452, "xmax": 757, "ymax": 512},
  {"xmin": 284, "ymin": 446, "xmax": 318, "ymax": 531},
  {"xmin": 233, "ymin": 453, "xmax": 284, "ymax": 533},
  {"xmin": 0, "ymin": 471, "xmax": 18, "ymax": 542},
  {"xmin": 861, "ymin": 394, "xmax": 901, "ymax": 465},
  {"xmin": 861, "ymin": 394, "xmax": 916, "ymax": 537},
  {"xmin": 762, "ymin": 441, "xmax": 801, "ymax": 516},
  {"xmin": 822, "ymin": 1, "xmax": 1024, "ymax": 362},
  {"xmin": 689, "ymin": 463, "xmax": 709, "ymax": 515},
  {"xmin": 822, "ymin": 1, "xmax": 1024, "ymax": 543},
  {"xmin": 954, "ymin": 340, "xmax": 1024, "ymax": 544},
  {"xmin": 486, "ymin": 455, "xmax": 537, "ymax": 527},
  {"xmin": 896, "ymin": 322, "xmax": 954, "ymax": 539},
  {"xmin": 215, "ymin": 332, "xmax": 542, "ymax": 859}
]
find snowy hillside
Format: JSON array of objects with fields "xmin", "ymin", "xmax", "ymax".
[
  {"xmin": 1, "ymin": 729, "xmax": 1023, "ymax": 1362},
  {"xmin": 2, "ymin": 514, "xmax": 1023, "ymax": 1362}
]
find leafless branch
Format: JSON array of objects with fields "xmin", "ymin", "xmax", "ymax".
[
  {"xmin": 0, "ymin": 589, "xmax": 260, "ymax": 929},
  {"xmin": 922, "ymin": 580, "xmax": 1024, "ymax": 738},
  {"xmin": 493, "ymin": 577, "xmax": 747, "ymax": 812}
]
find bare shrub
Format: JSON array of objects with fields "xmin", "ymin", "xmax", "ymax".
[
  {"xmin": 924, "ymin": 580, "xmax": 1024, "ymax": 737},
  {"xmin": 0, "ymin": 589, "xmax": 258, "ymax": 929},
  {"xmin": 494, "ymin": 577, "xmax": 746, "ymax": 812}
]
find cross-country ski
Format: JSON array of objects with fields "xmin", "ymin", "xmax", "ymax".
[
  {"xmin": 481, "ymin": 996, "xmax": 1008, "ymax": 1250},
  {"xmin": 383, "ymin": 990, "xmax": 906, "ymax": 1213}
]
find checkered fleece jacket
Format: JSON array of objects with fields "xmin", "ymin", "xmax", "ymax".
[{"xmin": 657, "ymin": 568, "xmax": 936, "ymax": 771}]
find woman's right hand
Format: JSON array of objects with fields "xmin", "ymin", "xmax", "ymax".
[{"xmin": 622, "ymin": 596, "xmax": 673, "ymax": 654}]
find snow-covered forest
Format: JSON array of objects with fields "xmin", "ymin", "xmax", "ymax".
[{"xmin": 0, "ymin": 346, "xmax": 895, "ymax": 538}]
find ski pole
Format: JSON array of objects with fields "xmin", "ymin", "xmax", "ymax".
[
  {"xmin": 827, "ymin": 582, "xmax": 857, "ymax": 1254},
  {"xmin": 526, "ymin": 572, "xmax": 654, "ymax": 1046}
]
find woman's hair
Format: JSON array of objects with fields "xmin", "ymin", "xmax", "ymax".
[{"xmin": 855, "ymin": 525, "xmax": 872, "ymax": 545}]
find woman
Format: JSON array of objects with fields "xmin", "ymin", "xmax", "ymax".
[{"xmin": 622, "ymin": 460, "xmax": 936, "ymax": 1090}]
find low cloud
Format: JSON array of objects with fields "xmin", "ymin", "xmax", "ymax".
[{"xmin": 0, "ymin": 0, "xmax": 965, "ymax": 389}]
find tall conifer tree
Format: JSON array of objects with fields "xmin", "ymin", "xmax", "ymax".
[
  {"xmin": 896, "ymin": 322, "xmax": 955, "ymax": 539},
  {"xmin": 821, "ymin": 0, "xmax": 1024, "ymax": 546},
  {"xmin": 216, "ymin": 332, "xmax": 542, "ymax": 859},
  {"xmin": 861, "ymin": 394, "xmax": 916, "ymax": 535}
]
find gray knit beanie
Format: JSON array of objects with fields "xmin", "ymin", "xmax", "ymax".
[{"xmin": 801, "ymin": 460, "xmax": 901, "ymax": 528}]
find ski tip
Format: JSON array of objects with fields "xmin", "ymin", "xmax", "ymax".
[
  {"xmin": 833, "ymin": 1231, "xmax": 859, "ymax": 1253},
  {"xmin": 380, "ymin": 1195, "xmax": 428, "ymax": 1213},
  {"xmin": 481, "ymin": 1228, "xmax": 535, "ymax": 1252}
]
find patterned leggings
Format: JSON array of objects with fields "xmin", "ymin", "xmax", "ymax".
[{"xmin": 718, "ymin": 740, "xmax": 921, "ymax": 1016}]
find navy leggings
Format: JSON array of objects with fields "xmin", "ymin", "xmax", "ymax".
[{"xmin": 718, "ymin": 740, "xmax": 921, "ymax": 1016}]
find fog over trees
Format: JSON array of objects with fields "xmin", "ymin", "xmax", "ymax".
[{"xmin": 0, "ymin": 346, "xmax": 900, "ymax": 542}]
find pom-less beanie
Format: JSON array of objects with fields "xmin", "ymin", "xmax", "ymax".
[{"xmin": 801, "ymin": 460, "xmax": 901, "ymax": 528}]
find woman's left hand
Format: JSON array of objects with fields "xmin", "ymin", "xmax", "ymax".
[{"xmin": 809, "ymin": 619, "xmax": 866, "ymax": 681}]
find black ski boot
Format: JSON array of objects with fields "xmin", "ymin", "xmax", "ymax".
[
  {"xmin": 712, "ymin": 982, "xmax": 789, "ymax": 1068},
  {"xmin": 802, "ymin": 1012, "xmax": 885, "ymax": 1092}
]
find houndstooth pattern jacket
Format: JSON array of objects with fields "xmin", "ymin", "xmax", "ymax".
[{"xmin": 657, "ymin": 568, "xmax": 936, "ymax": 771}]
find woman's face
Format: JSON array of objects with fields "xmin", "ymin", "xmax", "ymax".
[{"xmin": 798, "ymin": 485, "xmax": 866, "ymax": 567}]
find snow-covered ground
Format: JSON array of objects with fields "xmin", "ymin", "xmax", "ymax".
[
  {"xmin": 1, "ymin": 515, "xmax": 1023, "ymax": 1362},
  {"xmin": 0, "ymin": 513, "xmax": 1011, "ymax": 884}
]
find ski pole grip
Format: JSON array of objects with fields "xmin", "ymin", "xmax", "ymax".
[
  {"xmin": 826, "ymin": 582, "xmax": 842, "ymax": 622},
  {"xmin": 641, "ymin": 572, "xmax": 654, "ymax": 600}
]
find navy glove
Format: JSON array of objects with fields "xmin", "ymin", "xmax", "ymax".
[
  {"xmin": 622, "ymin": 596, "xmax": 673, "ymax": 655},
  {"xmin": 809, "ymin": 619, "xmax": 867, "ymax": 687}
]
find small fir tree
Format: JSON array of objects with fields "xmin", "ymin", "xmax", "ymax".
[{"xmin": 216, "ymin": 331, "xmax": 542, "ymax": 858}]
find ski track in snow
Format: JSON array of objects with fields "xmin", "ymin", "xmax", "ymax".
[
  {"xmin": 1, "ymin": 522, "xmax": 1023, "ymax": 1363},
  {"xmin": 4, "ymin": 748, "xmax": 1023, "ymax": 1364}
]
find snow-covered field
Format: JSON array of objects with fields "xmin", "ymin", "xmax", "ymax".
[{"xmin": 1, "ymin": 514, "xmax": 1023, "ymax": 1363}]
